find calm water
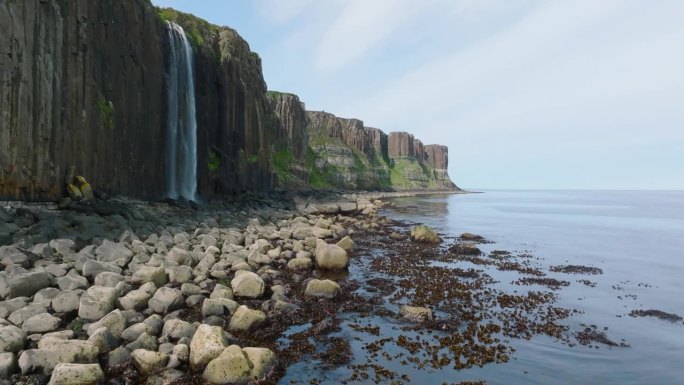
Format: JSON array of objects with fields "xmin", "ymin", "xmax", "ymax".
[
  {"xmin": 281, "ymin": 190, "xmax": 684, "ymax": 384},
  {"xmin": 386, "ymin": 190, "xmax": 684, "ymax": 384}
]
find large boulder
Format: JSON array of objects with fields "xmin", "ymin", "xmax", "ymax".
[
  {"xmin": 87, "ymin": 309, "xmax": 126, "ymax": 339},
  {"xmin": 22, "ymin": 313, "xmax": 61, "ymax": 334},
  {"xmin": 304, "ymin": 279, "xmax": 341, "ymax": 299},
  {"xmin": 189, "ymin": 324, "xmax": 228, "ymax": 368},
  {"xmin": 47, "ymin": 363, "xmax": 104, "ymax": 385},
  {"xmin": 410, "ymin": 225, "xmax": 441, "ymax": 243},
  {"xmin": 230, "ymin": 272, "xmax": 264, "ymax": 299},
  {"xmin": 202, "ymin": 345, "xmax": 277, "ymax": 385},
  {"xmin": 314, "ymin": 240, "xmax": 348, "ymax": 270}
]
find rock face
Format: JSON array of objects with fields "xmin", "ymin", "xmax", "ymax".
[{"xmin": 0, "ymin": 0, "xmax": 167, "ymax": 200}]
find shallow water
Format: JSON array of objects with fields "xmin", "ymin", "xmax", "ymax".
[
  {"xmin": 386, "ymin": 190, "xmax": 684, "ymax": 384},
  {"xmin": 280, "ymin": 190, "xmax": 684, "ymax": 384}
]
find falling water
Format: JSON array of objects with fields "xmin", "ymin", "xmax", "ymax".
[{"xmin": 166, "ymin": 22, "xmax": 198, "ymax": 201}]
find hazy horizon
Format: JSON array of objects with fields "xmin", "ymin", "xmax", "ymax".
[{"xmin": 152, "ymin": 0, "xmax": 684, "ymax": 190}]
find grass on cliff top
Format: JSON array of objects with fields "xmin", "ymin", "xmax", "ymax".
[{"xmin": 157, "ymin": 7, "xmax": 218, "ymax": 48}]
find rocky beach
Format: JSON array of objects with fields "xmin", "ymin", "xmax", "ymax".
[{"xmin": 0, "ymin": 190, "xmax": 597, "ymax": 385}]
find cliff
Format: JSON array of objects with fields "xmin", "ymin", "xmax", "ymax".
[
  {"xmin": 0, "ymin": 0, "xmax": 168, "ymax": 200},
  {"xmin": 0, "ymin": 1, "xmax": 457, "ymax": 201},
  {"xmin": 268, "ymin": 93, "xmax": 457, "ymax": 191}
]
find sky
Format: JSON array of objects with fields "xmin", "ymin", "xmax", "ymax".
[{"xmin": 152, "ymin": 0, "xmax": 684, "ymax": 190}]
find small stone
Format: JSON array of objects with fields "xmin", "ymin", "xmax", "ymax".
[
  {"xmin": 78, "ymin": 286, "xmax": 117, "ymax": 321},
  {"xmin": 131, "ymin": 266, "xmax": 167, "ymax": 288},
  {"xmin": 8, "ymin": 304, "xmax": 47, "ymax": 326},
  {"xmin": 52, "ymin": 291, "xmax": 80, "ymax": 313},
  {"xmin": 131, "ymin": 349, "xmax": 168, "ymax": 375},
  {"xmin": 87, "ymin": 309, "xmax": 126, "ymax": 338},
  {"xmin": 7, "ymin": 272, "xmax": 54, "ymax": 299},
  {"xmin": 336, "ymin": 236, "xmax": 356, "ymax": 251},
  {"xmin": 201, "ymin": 298, "xmax": 237, "ymax": 318},
  {"xmin": 47, "ymin": 363, "xmax": 104, "ymax": 385},
  {"xmin": 22, "ymin": 313, "xmax": 61, "ymax": 334},
  {"xmin": 117, "ymin": 289, "xmax": 151, "ymax": 311},
  {"xmin": 161, "ymin": 319, "xmax": 196, "ymax": 341},
  {"xmin": 286, "ymin": 257, "xmax": 312, "ymax": 271},
  {"xmin": 57, "ymin": 270, "xmax": 89, "ymax": 291},
  {"xmin": 148, "ymin": 288, "xmax": 184, "ymax": 314},
  {"xmin": 93, "ymin": 272, "xmax": 124, "ymax": 287},
  {"xmin": 304, "ymin": 279, "xmax": 341, "ymax": 299},
  {"xmin": 0, "ymin": 325, "xmax": 26, "ymax": 353},
  {"xmin": 228, "ymin": 305, "xmax": 266, "ymax": 332},
  {"xmin": 82, "ymin": 260, "xmax": 122, "ymax": 280},
  {"xmin": 400, "ymin": 305, "xmax": 434, "ymax": 323},
  {"xmin": 0, "ymin": 352, "xmax": 17, "ymax": 378}
]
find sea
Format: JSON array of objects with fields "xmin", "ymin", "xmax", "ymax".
[{"xmin": 281, "ymin": 190, "xmax": 684, "ymax": 385}]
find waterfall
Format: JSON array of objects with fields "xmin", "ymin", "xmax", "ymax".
[{"xmin": 165, "ymin": 21, "xmax": 198, "ymax": 201}]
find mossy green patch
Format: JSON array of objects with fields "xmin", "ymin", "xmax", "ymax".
[
  {"xmin": 272, "ymin": 149, "xmax": 295, "ymax": 185},
  {"xmin": 208, "ymin": 149, "xmax": 220, "ymax": 171},
  {"xmin": 156, "ymin": 7, "xmax": 218, "ymax": 49},
  {"xmin": 96, "ymin": 98, "xmax": 114, "ymax": 130}
]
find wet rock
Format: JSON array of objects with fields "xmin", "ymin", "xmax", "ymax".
[
  {"xmin": 231, "ymin": 271, "xmax": 264, "ymax": 298},
  {"xmin": 336, "ymin": 236, "xmax": 356, "ymax": 251},
  {"xmin": 79, "ymin": 286, "xmax": 117, "ymax": 321},
  {"xmin": 400, "ymin": 305, "xmax": 434, "ymax": 323},
  {"xmin": 448, "ymin": 243, "xmax": 482, "ymax": 255},
  {"xmin": 228, "ymin": 306, "xmax": 266, "ymax": 332},
  {"xmin": 314, "ymin": 240, "xmax": 349, "ymax": 270},
  {"xmin": 304, "ymin": 279, "xmax": 341, "ymax": 299},
  {"xmin": 127, "ymin": 332, "xmax": 158, "ymax": 352},
  {"xmin": 459, "ymin": 233, "xmax": 487, "ymax": 242},
  {"xmin": 410, "ymin": 225, "xmax": 441, "ymax": 243},
  {"xmin": 47, "ymin": 363, "xmax": 104, "ymax": 385},
  {"xmin": 131, "ymin": 349, "xmax": 168, "ymax": 375},
  {"xmin": 189, "ymin": 324, "xmax": 229, "ymax": 368}
]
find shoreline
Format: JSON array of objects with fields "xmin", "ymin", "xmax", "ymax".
[{"xmin": 0, "ymin": 189, "xmax": 585, "ymax": 385}]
